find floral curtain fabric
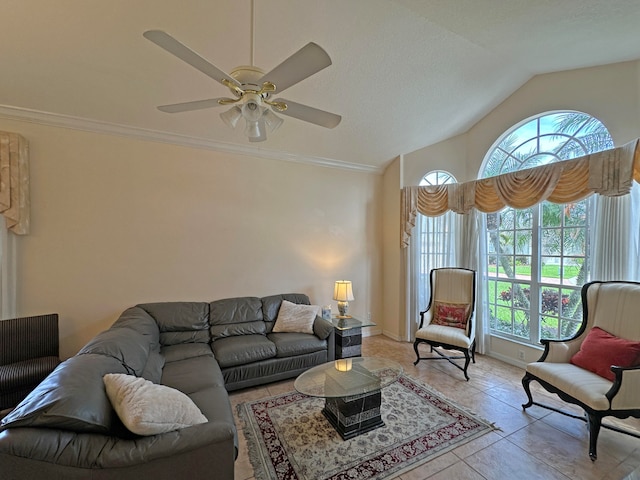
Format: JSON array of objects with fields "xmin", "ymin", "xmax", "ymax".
[
  {"xmin": 401, "ymin": 138, "xmax": 640, "ymax": 247},
  {"xmin": 0, "ymin": 132, "xmax": 30, "ymax": 235}
]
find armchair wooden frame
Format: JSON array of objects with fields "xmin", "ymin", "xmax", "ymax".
[{"xmin": 522, "ymin": 281, "xmax": 640, "ymax": 461}]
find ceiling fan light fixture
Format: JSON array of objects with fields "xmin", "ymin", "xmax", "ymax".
[
  {"xmin": 241, "ymin": 94, "xmax": 264, "ymax": 122},
  {"xmin": 245, "ymin": 119, "xmax": 266, "ymax": 142},
  {"xmin": 220, "ymin": 106, "xmax": 242, "ymax": 128},
  {"xmin": 263, "ymin": 109, "xmax": 283, "ymax": 132}
]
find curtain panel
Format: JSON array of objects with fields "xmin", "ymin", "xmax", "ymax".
[
  {"xmin": 401, "ymin": 138, "xmax": 640, "ymax": 247},
  {"xmin": 0, "ymin": 132, "xmax": 30, "ymax": 235}
]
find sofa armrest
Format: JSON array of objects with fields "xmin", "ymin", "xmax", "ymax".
[
  {"xmin": 312, "ymin": 316, "xmax": 335, "ymax": 361},
  {"xmin": 313, "ymin": 316, "xmax": 333, "ymax": 340}
]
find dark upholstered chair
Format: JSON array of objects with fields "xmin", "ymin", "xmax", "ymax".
[
  {"xmin": 522, "ymin": 281, "xmax": 640, "ymax": 460},
  {"xmin": 0, "ymin": 313, "xmax": 61, "ymax": 410},
  {"xmin": 413, "ymin": 268, "xmax": 477, "ymax": 380}
]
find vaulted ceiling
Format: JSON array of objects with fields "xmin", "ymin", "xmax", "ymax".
[{"xmin": 2, "ymin": 0, "xmax": 639, "ymax": 171}]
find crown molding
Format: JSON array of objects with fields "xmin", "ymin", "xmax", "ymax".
[{"xmin": 0, "ymin": 105, "xmax": 381, "ymax": 174}]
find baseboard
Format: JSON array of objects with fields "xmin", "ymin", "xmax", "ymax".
[{"xmin": 487, "ymin": 351, "xmax": 527, "ymax": 370}]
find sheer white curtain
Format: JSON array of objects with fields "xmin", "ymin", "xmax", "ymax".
[
  {"xmin": 0, "ymin": 216, "xmax": 17, "ymax": 319},
  {"xmin": 406, "ymin": 211, "xmax": 459, "ymax": 340},
  {"xmin": 456, "ymin": 212, "xmax": 490, "ymax": 354},
  {"xmin": 590, "ymin": 183, "xmax": 640, "ymax": 281}
]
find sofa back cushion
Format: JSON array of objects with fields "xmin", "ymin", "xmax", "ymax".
[
  {"xmin": 78, "ymin": 328, "xmax": 151, "ymax": 377},
  {"xmin": 110, "ymin": 307, "xmax": 165, "ymax": 383},
  {"xmin": 0, "ymin": 354, "xmax": 128, "ymax": 433},
  {"xmin": 262, "ymin": 293, "xmax": 311, "ymax": 333},
  {"xmin": 138, "ymin": 302, "xmax": 210, "ymax": 346},
  {"xmin": 210, "ymin": 297, "xmax": 265, "ymax": 340}
]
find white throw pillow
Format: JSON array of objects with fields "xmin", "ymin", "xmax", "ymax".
[
  {"xmin": 103, "ymin": 373, "xmax": 207, "ymax": 436},
  {"xmin": 272, "ymin": 300, "xmax": 320, "ymax": 334}
]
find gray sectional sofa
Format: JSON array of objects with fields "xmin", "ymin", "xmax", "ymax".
[{"xmin": 0, "ymin": 293, "xmax": 334, "ymax": 480}]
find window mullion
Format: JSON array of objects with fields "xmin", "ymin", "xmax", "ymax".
[{"xmin": 530, "ymin": 205, "xmax": 541, "ymax": 344}]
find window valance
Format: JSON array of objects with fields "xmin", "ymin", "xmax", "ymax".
[
  {"xmin": 401, "ymin": 138, "xmax": 640, "ymax": 247},
  {"xmin": 0, "ymin": 132, "xmax": 30, "ymax": 235}
]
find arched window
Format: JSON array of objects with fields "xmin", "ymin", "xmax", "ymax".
[
  {"xmin": 480, "ymin": 111, "xmax": 613, "ymax": 345},
  {"xmin": 416, "ymin": 170, "xmax": 457, "ymax": 312}
]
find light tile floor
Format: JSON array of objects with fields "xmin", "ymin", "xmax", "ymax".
[{"xmin": 229, "ymin": 335, "xmax": 640, "ymax": 480}]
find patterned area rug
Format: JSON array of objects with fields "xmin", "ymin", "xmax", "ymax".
[{"xmin": 238, "ymin": 374, "xmax": 496, "ymax": 480}]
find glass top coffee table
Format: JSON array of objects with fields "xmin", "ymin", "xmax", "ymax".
[{"xmin": 294, "ymin": 357, "xmax": 403, "ymax": 440}]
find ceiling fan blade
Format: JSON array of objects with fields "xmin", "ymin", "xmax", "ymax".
[
  {"xmin": 274, "ymin": 99, "xmax": 341, "ymax": 128},
  {"xmin": 143, "ymin": 30, "xmax": 240, "ymax": 88},
  {"xmin": 157, "ymin": 98, "xmax": 230, "ymax": 113},
  {"xmin": 259, "ymin": 43, "xmax": 332, "ymax": 94}
]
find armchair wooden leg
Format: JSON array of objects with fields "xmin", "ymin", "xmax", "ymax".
[
  {"xmin": 587, "ymin": 414, "xmax": 601, "ymax": 461},
  {"xmin": 462, "ymin": 350, "xmax": 471, "ymax": 381},
  {"xmin": 412, "ymin": 340, "xmax": 421, "ymax": 366},
  {"xmin": 521, "ymin": 373, "xmax": 534, "ymax": 409}
]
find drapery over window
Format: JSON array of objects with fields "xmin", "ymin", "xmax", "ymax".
[
  {"xmin": 401, "ymin": 138, "xmax": 640, "ymax": 247},
  {"xmin": 0, "ymin": 132, "xmax": 30, "ymax": 235}
]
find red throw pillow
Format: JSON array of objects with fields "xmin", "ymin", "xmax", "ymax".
[
  {"xmin": 431, "ymin": 302, "xmax": 469, "ymax": 329},
  {"xmin": 570, "ymin": 327, "xmax": 640, "ymax": 381}
]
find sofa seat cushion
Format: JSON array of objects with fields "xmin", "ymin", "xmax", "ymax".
[
  {"xmin": 0, "ymin": 356, "xmax": 61, "ymax": 391},
  {"xmin": 267, "ymin": 332, "xmax": 327, "ymax": 358},
  {"xmin": 162, "ymin": 354, "xmax": 225, "ymax": 393},
  {"xmin": 526, "ymin": 361, "xmax": 612, "ymax": 410},
  {"xmin": 161, "ymin": 343, "xmax": 214, "ymax": 363},
  {"xmin": 212, "ymin": 335, "xmax": 276, "ymax": 368},
  {"xmin": 0, "ymin": 354, "xmax": 128, "ymax": 433}
]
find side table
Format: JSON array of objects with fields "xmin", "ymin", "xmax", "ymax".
[{"xmin": 331, "ymin": 316, "xmax": 375, "ymax": 359}]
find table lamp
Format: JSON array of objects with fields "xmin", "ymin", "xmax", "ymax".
[{"xmin": 333, "ymin": 280, "xmax": 354, "ymax": 318}]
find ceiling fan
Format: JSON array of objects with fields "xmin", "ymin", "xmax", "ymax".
[{"xmin": 143, "ymin": 25, "xmax": 341, "ymax": 142}]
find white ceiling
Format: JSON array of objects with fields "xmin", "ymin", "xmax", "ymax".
[{"xmin": 1, "ymin": 0, "xmax": 640, "ymax": 172}]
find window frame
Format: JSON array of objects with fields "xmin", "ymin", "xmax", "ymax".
[{"xmin": 480, "ymin": 111, "xmax": 612, "ymax": 346}]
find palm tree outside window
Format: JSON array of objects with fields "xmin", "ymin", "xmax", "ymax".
[{"xmin": 480, "ymin": 112, "xmax": 614, "ymax": 345}]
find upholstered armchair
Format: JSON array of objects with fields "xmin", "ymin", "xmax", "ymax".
[
  {"xmin": 0, "ymin": 313, "xmax": 61, "ymax": 411},
  {"xmin": 522, "ymin": 281, "xmax": 640, "ymax": 460},
  {"xmin": 413, "ymin": 268, "xmax": 477, "ymax": 380}
]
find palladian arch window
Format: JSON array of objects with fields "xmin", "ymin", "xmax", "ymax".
[{"xmin": 480, "ymin": 112, "xmax": 613, "ymax": 345}]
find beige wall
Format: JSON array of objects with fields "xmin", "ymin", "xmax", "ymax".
[
  {"xmin": 403, "ymin": 133, "xmax": 469, "ymax": 185},
  {"xmin": 381, "ymin": 156, "xmax": 402, "ymax": 340},
  {"xmin": 0, "ymin": 118, "xmax": 382, "ymax": 359}
]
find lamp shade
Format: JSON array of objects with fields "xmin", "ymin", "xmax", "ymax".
[{"xmin": 333, "ymin": 281, "xmax": 354, "ymax": 302}]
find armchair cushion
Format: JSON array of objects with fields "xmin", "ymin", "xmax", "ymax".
[
  {"xmin": 431, "ymin": 301, "xmax": 470, "ymax": 329},
  {"xmin": 570, "ymin": 326, "xmax": 640, "ymax": 381}
]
